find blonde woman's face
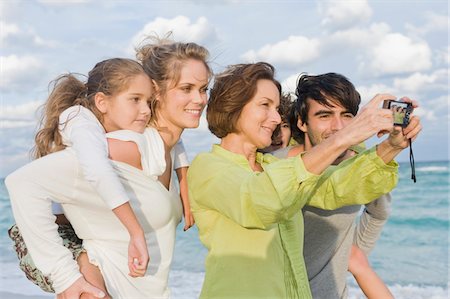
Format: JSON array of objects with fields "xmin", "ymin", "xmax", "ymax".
[
  {"xmin": 156, "ymin": 59, "xmax": 209, "ymax": 132},
  {"xmin": 102, "ymin": 74, "xmax": 152, "ymax": 133}
]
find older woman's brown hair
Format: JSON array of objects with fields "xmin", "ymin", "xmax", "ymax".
[{"xmin": 207, "ymin": 62, "xmax": 281, "ymax": 138}]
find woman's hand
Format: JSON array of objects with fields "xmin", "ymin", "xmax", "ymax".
[
  {"xmin": 128, "ymin": 233, "xmax": 149, "ymax": 277},
  {"xmin": 337, "ymin": 94, "xmax": 395, "ymax": 146},
  {"xmin": 183, "ymin": 205, "xmax": 195, "ymax": 231},
  {"xmin": 375, "ymin": 97, "xmax": 422, "ymax": 163},
  {"xmin": 383, "ymin": 97, "xmax": 421, "ymax": 149}
]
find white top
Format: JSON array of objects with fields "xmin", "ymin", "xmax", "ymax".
[
  {"xmin": 52, "ymin": 105, "xmax": 189, "ymax": 214},
  {"xmin": 6, "ymin": 128, "xmax": 183, "ymax": 297}
]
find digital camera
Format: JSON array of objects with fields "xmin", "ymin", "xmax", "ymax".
[{"xmin": 382, "ymin": 100, "xmax": 413, "ymax": 127}]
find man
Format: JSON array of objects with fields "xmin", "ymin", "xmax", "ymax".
[{"xmin": 273, "ymin": 73, "xmax": 393, "ymax": 298}]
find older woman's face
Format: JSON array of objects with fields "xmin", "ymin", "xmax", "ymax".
[{"xmin": 235, "ymin": 79, "xmax": 281, "ymax": 149}]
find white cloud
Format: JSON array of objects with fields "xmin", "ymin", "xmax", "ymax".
[
  {"xmin": 405, "ymin": 11, "xmax": 450, "ymax": 36},
  {"xmin": 0, "ymin": 120, "xmax": 37, "ymax": 129},
  {"xmin": 0, "ymin": 1, "xmax": 16, "ymax": 20},
  {"xmin": 318, "ymin": 0, "xmax": 372, "ymax": 30},
  {"xmin": 0, "ymin": 55, "xmax": 45, "ymax": 92},
  {"xmin": 38, "ymin": 0, "xmax": 91, "ymax": 5},
  {"xmin": 129, "ymin": 16, "xmax": 218, "ymax": 54},
  {"xmin": 0, "ymin": 21, "xmax": 58, "ymax": 49},
  {"xmin": 326, "ymin": 22, "xmax": 390, "ymax": 49},
  {"xmin": 365, "ymin": 33, "xmax": 432, "ymax": 75},
  {"xmin": 392, "ymin": 69, "xmax": 448, "ymax": 96},
  {"xmin": 281, "ymin": 74, "xmax": 299, "ymax": 94},
  {"xmin": 356, "ymin": 83, "xmax": 396, "ymax": 106},
  {"xmin": 393, "ymin": 72, "xmax": 438, "ymax": 93},
  {"xmin": 413, "ymin": 106, "xmax": 436, "ymax": 121},
  {"xmin": 436, "ymin": 46, "xmax": 450, "ymax": 65},
  {"xmin": 241, "ymin": 36, "xmax": 320, "ymax": 67},
  {"xmin": 0, "ymin": 21, "xmax": 20, "ymax": 43},
  {"xmin": 0, "ymin": 100, "xmax": 43, "ymax": 127}
]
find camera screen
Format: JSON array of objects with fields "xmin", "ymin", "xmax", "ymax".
[{"xmin": 390, "ymin": 102, "xmax": 409, "ymax": 124}]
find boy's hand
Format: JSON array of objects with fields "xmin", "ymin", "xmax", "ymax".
[
  {"xmin": 56, "ymin": 277, "xmax": 106, "ymax": 299},
  {"xmin": 77, "ymin": 252, "xmax": 111, "ymax": 299},
  {"xmin": 128, "ymin": 234, "xmax": 149, "ymax": 277}
]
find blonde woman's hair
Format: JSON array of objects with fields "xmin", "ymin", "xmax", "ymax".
[
  {"xmin": 33, "ymin": 58, "xmax": 146, "ymax": 158},
  {"xmin": 135, "ymin": 34, "xmax": 211, "ymax": 124}
]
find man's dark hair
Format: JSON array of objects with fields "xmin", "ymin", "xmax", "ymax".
[{"xmin": 290, "ymin": 72, "xmax": 361, "ymax": 144}]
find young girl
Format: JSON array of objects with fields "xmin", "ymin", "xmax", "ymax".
[{"xmin": 7, "ymin": 38, "xmax": 211, "ymax": 298}]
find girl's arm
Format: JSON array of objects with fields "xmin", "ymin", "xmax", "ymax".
[
  {"xmin": 348, "ymin": 245, "xmax": 394, "ymax": 299},
  {"xmin": 59, "ymin": 106, "xmax": 148, "ymax": 277},
  {"xmin": 173, "ymin": 140, "xmax": 194, "ymax": 230}
]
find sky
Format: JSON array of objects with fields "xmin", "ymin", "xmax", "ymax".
[{"xmin": 0, "ymin": 0, "xmax": 449, "ymax": 177}]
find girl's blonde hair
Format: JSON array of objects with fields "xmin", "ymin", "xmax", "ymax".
[
  {"xmin": 135, "ymin": 34, "xmax": 211, "ymax": 125},
  {"xmin": 33, "ymin": 58, "xmax": 146, "ymax": 158}
]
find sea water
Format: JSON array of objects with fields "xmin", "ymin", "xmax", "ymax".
[{"xmin": 0, "ymin": 161, "xmax": 448, "ymax": 298}]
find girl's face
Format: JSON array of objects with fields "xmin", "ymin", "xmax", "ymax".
[
  {"xmin": 234, "ymin": 79, "xmax": 281, "ymax": 149},
  {"xmin": 101, "ymin": 73, "xmax": 152, "ymax": 133},
  {"xmin": 156, "ymin": 59, "xmax": 209, "ymax": 132}
]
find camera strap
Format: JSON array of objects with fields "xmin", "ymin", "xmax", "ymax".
[{"xmin": 409, "ymin": 138, "xmax": 416, "ymax": 183}]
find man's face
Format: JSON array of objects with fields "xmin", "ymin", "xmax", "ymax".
[{"xmin": 298, "ymin": 98, "xmax": 354, "ymax": 149}]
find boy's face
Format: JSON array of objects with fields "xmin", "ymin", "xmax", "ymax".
[
  {"xmin": 264, "ymin": 121, "xmax": 291, "ymax": 153},
  {"xmin": 279, "ymin": 122, "xmax": 292, "ymax": 148},
  {"xmin": 298, "ymin": 98, "xmax": 354, "ymax": 148}
]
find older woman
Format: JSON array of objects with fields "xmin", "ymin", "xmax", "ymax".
[{"xmin": 187, "ymin": 62, "xmax": 421, "ymax": 298}]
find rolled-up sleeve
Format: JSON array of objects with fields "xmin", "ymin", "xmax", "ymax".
[
  {"xmin": 190, "ymin": 146, "xmax": 398, "ymax": 230},
  {"xmin": 305, "ymin": 146, "xmax": 398, "ymax": 210}
]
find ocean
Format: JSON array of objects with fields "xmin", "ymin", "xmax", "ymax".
[{"xmin": 0, "ymin": 161, "xmax": 448, "ymax": 298}]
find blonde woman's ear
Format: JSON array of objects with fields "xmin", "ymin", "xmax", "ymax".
[
  {"xmin": 151, "ymin": 79, "xmax": 161, "ymax": 101},
  {"xmin": 94, "ymin": 92, "xmax": 108, "ymax": 113}
]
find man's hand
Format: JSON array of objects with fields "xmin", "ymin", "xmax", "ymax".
[
  {"xmin": 128, "ymin": 233, "xmax": 149, "ymax": 277},
  {"xmin": 56, "ymin": 277, "xmax": 106, "ymax": 299}
]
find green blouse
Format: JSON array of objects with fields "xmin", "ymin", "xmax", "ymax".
[{"xmin": 188, "ymin": 144, "xmax": 398, "ymax": 299}]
